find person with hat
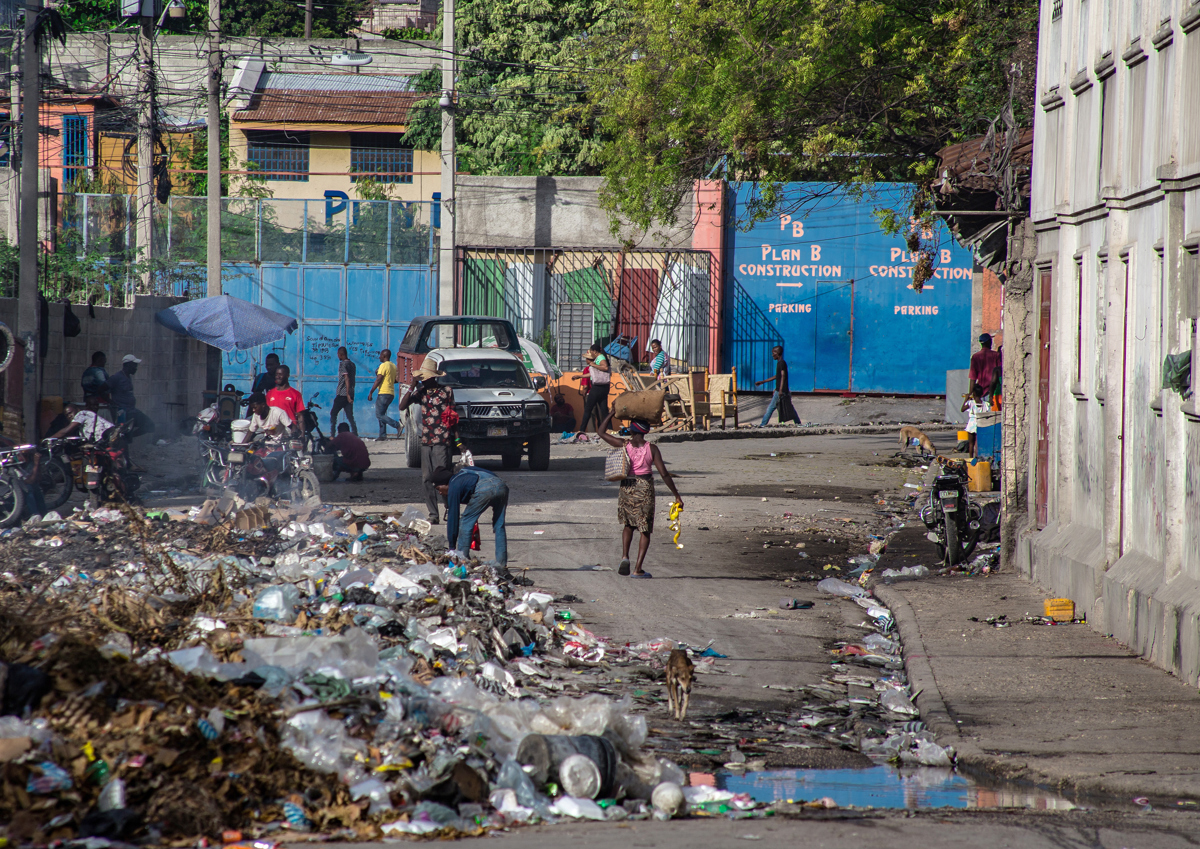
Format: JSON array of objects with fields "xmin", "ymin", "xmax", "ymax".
[
  {"xmin": 596, "ymin": 410, "xmax": 683, "ymax": 578},
  {"xmin": 366, "ymin": 348, "xmax": 403, "ymax": 441},
  {"xmin": 399, "ymin": 356, "xmax": 457, "ymax": 523},
  {"xmin": 969, "ymin": 333, "xmax": 1002, "ymax": 408},
  {"xmin": 432, "ymin": 465, "xmax": 509, "ymax": 567},
  {"xmin": 105, "ymin": 354, "xmax": 155, "ymax": 455}
]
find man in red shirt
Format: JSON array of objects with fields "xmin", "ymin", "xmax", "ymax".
[
  {"xmin": 968, "ymin": 334, "xmax": 1002, "ymax": 405},
  {"xmin": 331, "ymin": 422, "xmax": 370, "ymax": 481},
  {"xmin": 267, "ymin": 365, "xmax": 306, "ymax": 430}
]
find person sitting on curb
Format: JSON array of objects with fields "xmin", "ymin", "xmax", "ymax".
[{"xmin": 330, "ymin": 422, "xmax": 370, "ymax": 481}]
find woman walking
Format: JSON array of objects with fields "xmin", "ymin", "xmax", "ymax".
[
  {"xmin": 597, "ymin": 411, "xmax": 683, "ymax": 578},
  {"xmin": 579, "ymin": 342, "xmax": 612, "ymax": 433}
]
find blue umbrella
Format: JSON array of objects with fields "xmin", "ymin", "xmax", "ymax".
[{"xmin": 155, "ymin": 295, "xmax": 298, "ymax": 352}]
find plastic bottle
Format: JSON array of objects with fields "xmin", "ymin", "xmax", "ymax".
[
  {"xmin": 559, "ymin": 754, "xmax": 602, "ymax": 799},
  {"xmin": 470, "ymin": 523, "xmax": 481, "ymax": 551}
]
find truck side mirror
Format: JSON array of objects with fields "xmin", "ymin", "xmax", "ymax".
[{"xmin": 533, "ymin": 375, "xmax": 547, "ymax": 389}]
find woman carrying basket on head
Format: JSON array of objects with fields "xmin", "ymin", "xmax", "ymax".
[{"xmin": 596, "ymin": 411, "xmax": 683, "ymax": 578}]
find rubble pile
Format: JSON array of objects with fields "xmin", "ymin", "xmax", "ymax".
[{"xmin": 0, "ymin": 502, "xmax": 772, "ymax": 844}]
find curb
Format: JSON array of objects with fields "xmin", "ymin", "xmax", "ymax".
[{"xmin": 653, "ymin": 422, "xmax": 958, "ymax": 444}]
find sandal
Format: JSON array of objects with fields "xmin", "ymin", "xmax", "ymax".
[
  {"xmin": 618, "ymin": 559, "xmax": 631, "ymax": 576},
  {"xmin": 630, "ymin": 571, "xmax": 653, "ymax": 578}
]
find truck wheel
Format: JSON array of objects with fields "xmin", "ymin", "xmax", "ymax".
[
  {"xmin": 501, "ymin": 449, "xmax": 522, "ymax": 470},
  {"xmin": 527, "ymin": 433, "xmax": 551, "ymax": 471},
  {"xmin": 405, "ymin": 412, "xmax": 421, "ymax": 469}
]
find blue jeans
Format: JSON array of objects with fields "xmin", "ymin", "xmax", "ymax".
[
  {"xmin": 374, "ymin": 393, "xmax": 401, "ymax": 436},
  {"xmin": 456, "ymin": 474, "xmax": 509, "ymax": 566},
  {"xmin": 760, "ymin": 391, "xmax": 780, "ymax": 427}
]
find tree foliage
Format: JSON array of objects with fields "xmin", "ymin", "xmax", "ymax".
[
  {"xmin": 591, "ymin": 0, "xmax": 1038, "ymax": 230},
  {"xmin": 56, "ymin": 0, "xmax": 365, "ymax": 38},
  {"xmin": 401, "ymin": 0, "xmax": 623, "ymax": 176}
]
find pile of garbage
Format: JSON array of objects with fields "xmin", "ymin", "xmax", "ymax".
[
  {"xmin": 813, "ymin": 577, "xmax": 955, "ymax": 769},
  {"xmin": 0, "ymin": 501, "xmax": 771, "ymax": 844}
]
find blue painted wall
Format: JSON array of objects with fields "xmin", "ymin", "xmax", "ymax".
[
  {"xmin": 724, "ymin": 182, "xmax": 973, "ymax": 394},
  {"xmin": 219, "ymin": 262, "xmax": 436, "ymax": 432}
]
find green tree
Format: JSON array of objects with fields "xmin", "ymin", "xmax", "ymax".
[
  {"xmin": 56, "ymin": 0, "xmax": 365, "ymax": 38},
  {"xmin": 592, "ymin": 0, "xmax": 1037, "ymax": 232},
  {"xmin": 401, "ymin": 0, "xmax": 624, "ymax": 176}
]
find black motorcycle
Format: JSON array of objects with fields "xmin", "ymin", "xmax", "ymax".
[
  {"xmin": 226, "ymin": 434, "xmax": 320, "ymax": 503},
  {"xmin": 299, "ymin": 393, "xmax": 334, "ymax": 455},
  {"xmin": 920, "ymin": 470, "xmax": 982, "ymax": 568}
]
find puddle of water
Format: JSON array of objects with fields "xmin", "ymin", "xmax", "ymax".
[{"xmin": 714, "ymin": 766, "xmax": 1076, "ymax": 811}]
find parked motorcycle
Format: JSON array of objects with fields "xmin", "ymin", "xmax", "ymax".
[
  {"xmin": 920, "ymin": 469, "xmax": 982, "ymax": 568},
  {"xmin": 81, "ymin": 422, "xmax": 141, "ymax": 508},
  {"xmin": 226, "ymin": 435, "xmax": 320, "ymax": 503},
  {"xmin": 37, "ymin": 437, "xmax": 79, "ymax": 510},
  {"xmin": 299, "ymin": 393, "xmax": 334, "ymax": 455},
  {"xmin": 0, "ymin": 446, "xmax": 28, "ymax": 527}
]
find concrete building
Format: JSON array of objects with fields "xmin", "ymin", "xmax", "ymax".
[
  {"xmin": 1022, "ymin": 0, "xmax": 1200, "ymax": 681},
  {"xmin": 228, "ymin": 66, "xmax": 440, "ymax": 209}
]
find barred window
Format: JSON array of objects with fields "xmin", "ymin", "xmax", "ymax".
[
  {"xmin": 62, "ymin": 115, "xmax": 91, "ymax": 185},
  {"xmin": 350, "ymin": 133, "xmax": 413, "ymax": 184},
  {"xmin": 246, "ymin": 130, "xmax": 309, "ymax": 182},
  {"xmin": 1052, "ymin": 0, "xmax": 1063, "ymax": 20}
]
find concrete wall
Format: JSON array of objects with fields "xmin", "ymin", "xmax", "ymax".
[
  {"xmin": 1026, "ymin": 0, "xmax": 1200, "ymax": 682},
  {"xmin": 456, "ymin": 176, "xmax": 695, "ymax": 249},
  {"xmin": 0, "ymin": 296, "xmax": 210, "ymax": 437}
]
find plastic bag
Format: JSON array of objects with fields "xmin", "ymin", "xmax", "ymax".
[{"xmin": 817, "ymin": 577, "xmax": 869, "ymax": 598}]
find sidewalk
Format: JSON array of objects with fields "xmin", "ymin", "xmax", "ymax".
[{"xmin": 875, "ymin": 562, "xmax": 1200, "ymax": 803}]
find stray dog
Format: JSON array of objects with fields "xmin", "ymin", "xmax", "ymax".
[
  {"xmin": 898, "ymin": 426, "xmax": 936, "ymax": 455},
  {"xmin": 665, "ymin": 649, "xmax": 695, "ymax": 720}
]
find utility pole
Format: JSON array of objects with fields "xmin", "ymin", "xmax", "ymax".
[
  {"xmin": 18, "ymin": 0, "xmax": 41, "ymax": 441},
  {"xmin": 206, "ymin": 0, "xmax": 221, "ymax": 297},
  {"xmin": 437, "ymin": 0, "xmax": 455, "ymax": 317},
  {"xmin": 7, "ymin": 41, "xmax": 20, "ymax": 247},
  {"xmin": 303, "ymin": 0, "xmax": 312, "ymax": 38},
  {"xmin": 136, "ymin": 10, "xmax": 154, "ymax": 287}
]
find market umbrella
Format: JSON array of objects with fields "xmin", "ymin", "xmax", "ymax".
[
  {"xmin": 469, "ymin": 335, "xmax": 562, "ymax": 378},
  {"xmin": 154, "ymin": 295, "xmax": 298, "ymax": 352}
]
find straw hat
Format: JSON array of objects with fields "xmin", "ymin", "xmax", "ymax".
[{"xmin": 413, "ymin": 356, "xmax": 446, "ymax": 380}]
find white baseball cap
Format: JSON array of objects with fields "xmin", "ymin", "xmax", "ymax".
[{"xmin": 122, "ymin": 354, "xmax": 142, "ymax": 364}]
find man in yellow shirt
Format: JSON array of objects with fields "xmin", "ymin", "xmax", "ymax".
[{"xmin": 366, "ymin": 347, "xmax": 402, "ymax": 441}]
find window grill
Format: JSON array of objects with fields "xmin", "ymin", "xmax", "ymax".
[
  {"xmin": 350, "ymin": 133, "xmax": 414, "ymax": 184},
  {"xmin": 1052, "ymin": 0, "xmax": 1063, "ymax": 20},
  {"xmin": 246, "ymin": 130, "xmax": 309, "ymax": 181},
  {"xmin": 62, "ymin": 115, "xmax": 90, "ymax": 185}
]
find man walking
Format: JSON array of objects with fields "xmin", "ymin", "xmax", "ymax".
[
  {"xmin": 366, "ymin": 348, "xmax": 402, "ymax": 441},
  {"xmin": 330, "ymin": 346, "xmax": 357, "ymax": 434},
  {"xmin": 330, "ymin": 422, "xmax": 370, "ymax": 481},
  {"xmin": 399, "ymin": 356, "xmax": 456, "ymax": 523},
  {"xmin": 434, "ymin": 465, "xmax": 509, "ymax": 568},
  {"xmin": 754, "ymin": 345, "xmax": 800, "ymax": 427},
  {"xmin": 267, "ymin": 365, "xmax": 306, "ymax": 430},
  {"xmin": 969, "ymin": 334, "xmax": 1003, "ymax": 408}
]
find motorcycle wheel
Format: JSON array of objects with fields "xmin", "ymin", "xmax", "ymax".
[
  {"xmin": 40, "ymin": 457, "xmax": 74, "ymax": 509},
  {"xmin": 292, "ymin": 470, "xmax": 321, "ymax": 504},
  {"xmin": 943, "ymin": 514, "xmax": 959, "ymax": 568},
  {"xmin": 238, "ymin": 478, "xmax": 269, "ymax": 502},
  {"xmin": 0, "ymin": 474, "xmax": 25, "ymax": 528}
]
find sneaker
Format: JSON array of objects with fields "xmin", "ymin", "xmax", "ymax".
[{"xmin": 374, "ymin": 436, "xmax": 388, "ymax": 442}]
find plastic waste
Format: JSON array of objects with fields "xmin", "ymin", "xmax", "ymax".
[
  {"xmin": 516, "ymin": 734, "xmax": 618, "ymax": 798},
  {"xmin": 252, "ymin": 584, "xmax": 301, "ymax": 623},
  {"xmin": 880, "ymin": 687, "xmax": 920, "ymax": 716},
  {"xmin": 97, "ymin": 777, "xmax": 126, "ymax": 812},
  {"xmin": 241, "ymin": 628, "xmax": 378, "ymax": 679},
  {"xmin": 651, "ymin": 781, "xmax": 684, "ymax": 818},
  {"xmin": 350, "ymin": 777, "xmax": 395, "ymax": 814},
  {"xmin": 817, "ymin": 577, "xmax": 870, "ymax": 598},
  {"xmin": 881, "ymin": 565, "xmax": 931, "ymax": 581},
  {"xmin": 558, "ymin": 753, "xmax": 602, "ymax": 799},
  {"xmin": 550, "ymin": 796, "xmax": 606, "ymax": 820}
]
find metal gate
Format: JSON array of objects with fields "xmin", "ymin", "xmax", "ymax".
[
  {"xmin": 220, "ymin": 262, "xmax": 437, "ymax": 429},
  {"xmin": 457, "ymin": 247, "xmax": 715, "ymax": 370}
]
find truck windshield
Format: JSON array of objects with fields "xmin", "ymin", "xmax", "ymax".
[
  {"xmin": 441, "ymin": 359, "xmax": 532, "ymax": 389},
  {"xmin": 413, "ymin": 321, "xmax": 516, "ymax": 352}
]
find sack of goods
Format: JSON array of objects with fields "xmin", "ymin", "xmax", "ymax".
[{"xmin": 611, "ymin": 389, "xmax": 666, "ymax": 422}]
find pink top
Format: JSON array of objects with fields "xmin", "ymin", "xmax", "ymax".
[{"xmin": 625, "ymin": 441, "xmax": 653, "ymax": 476}]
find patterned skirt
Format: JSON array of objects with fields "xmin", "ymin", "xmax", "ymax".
[{"xmin": 618, "ymin": 475, "xmax": 655, "ymax": 533}]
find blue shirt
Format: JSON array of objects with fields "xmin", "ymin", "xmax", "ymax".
[
  {"xmin": 445, "ymin": 467, "xmax": 501, "ymax": 548},
  {"xmin": 253, "ymin": 370, "xmax": 276, "ymax": 395},
  {"xmin": 106, "ymin": 370, "xmax": 136, "ymax": 410}
]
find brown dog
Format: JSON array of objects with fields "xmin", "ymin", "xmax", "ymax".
[
  {"xmin": 665, "ymin": 649, "xmax": 694, "ymax": 720},
  {"xmin": 898, "ymin": 426, "xmax": 936, "ymax": 455}
]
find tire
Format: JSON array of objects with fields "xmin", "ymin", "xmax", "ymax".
[
  {"xmin": 405, "ymin": 412, "xmax": 422, "ymax": 469},
  {"xmin": 40, "ymin": 457, "xmax": 73, "ymax": 509},
  {"xmin": 943, "ymin": 513, "xmax": 959, "ymax": 567},
  {"xmin": 0, "ymin": 474, "xmax": 25, "ymax": 528},
  {"xmin": 527, "ymin": 432, "xmax": 551, "ymax": 471},
  {"xmin": 500, "ymin": 449, "xmax": 522, "ymax": 470},
  {"xmin": 292, "ymin": 470, "xmax": 321, "ymax": 503}
]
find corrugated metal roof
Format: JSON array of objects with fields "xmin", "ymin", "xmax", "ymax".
[
  {"xmin": 258, "ymin": 72, "xmax": 415, "ymax": 93},
  {"xmin": 232, "ymin": 90, "xmax": 423, "ymax": 125}
]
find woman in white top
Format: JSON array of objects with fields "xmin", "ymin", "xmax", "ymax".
[{"xmin": 579, "ymin": 341, "xmax": 613, "ymax": 434}]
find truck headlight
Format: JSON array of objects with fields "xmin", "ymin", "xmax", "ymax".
[{"xmin": 524, "ymin": 403, "xmax": 547, "ymax": 419}]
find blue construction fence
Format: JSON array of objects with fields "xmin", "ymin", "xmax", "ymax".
[{"xmin": 723, "ymin": 182, "xmax": 973, "ymax": 395}]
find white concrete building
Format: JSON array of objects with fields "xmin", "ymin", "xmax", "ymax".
[{"xmin": 1023, "ymin": 0, "xmax": 1200, "ymax": 680}]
